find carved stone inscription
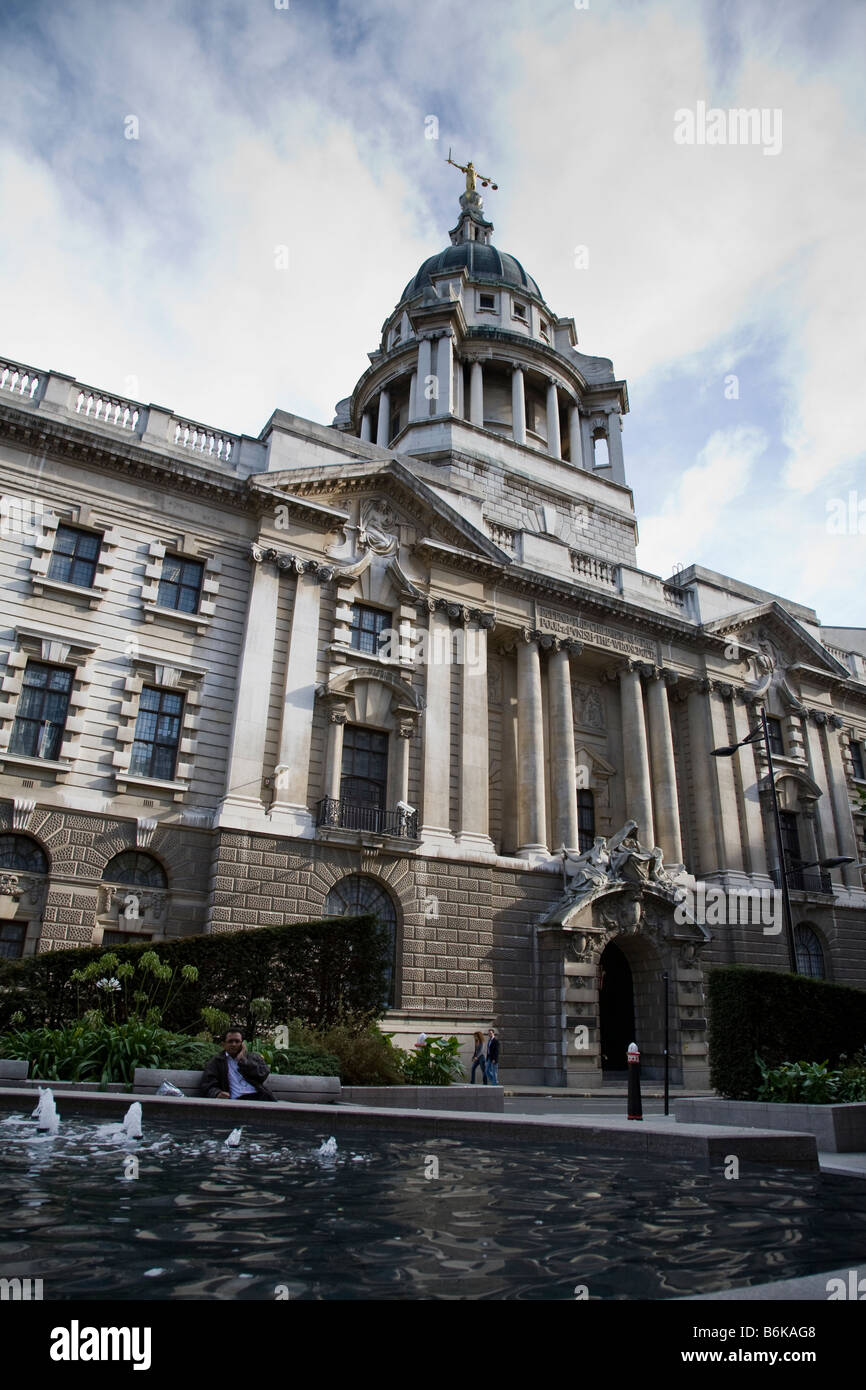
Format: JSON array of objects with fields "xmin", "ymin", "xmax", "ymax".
[{"xmin": 537, "ymin": 605, "xmax": 656, "ymax": 661}]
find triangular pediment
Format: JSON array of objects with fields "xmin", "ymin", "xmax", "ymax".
[
  {"xmin": 703, "ymin": 601, "xmax": 849, "ymax": 678},
  {"xmin": 248, "ymin": 458, "xmax": 508, "ymax": 565}
]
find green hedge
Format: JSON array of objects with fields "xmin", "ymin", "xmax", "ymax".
[
  {"xmin": 0, "ymin": 915, "xmax": 391, "ymax": 1036},
  {"xmin": 707, "ymin": 965, "xmax": 866, "ymax": 1099}
]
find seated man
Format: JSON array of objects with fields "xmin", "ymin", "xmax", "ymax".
[{"xmin": 202, "ymin": 1027, "xmax": 276, "ymax": 1102}]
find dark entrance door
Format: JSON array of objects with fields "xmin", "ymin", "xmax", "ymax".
[{"xmin": 599, "ymin": 940, "xmax": 635, "ymax": 1072}]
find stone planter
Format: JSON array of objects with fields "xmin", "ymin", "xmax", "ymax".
[
  {"xmin": 675, "ymin": 1098, "xmax": 866, "ymax": 1152},
  {"xmin": 339, "ymin": 1084, "xmax": 504, "ymax": 1112}
]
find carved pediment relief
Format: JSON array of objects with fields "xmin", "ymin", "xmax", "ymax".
[{"xmin": 705, "ymin": 602, "xmax": 849, "ymax": 683}]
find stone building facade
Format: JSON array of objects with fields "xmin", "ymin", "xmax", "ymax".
[{"xmin": 1, "ymin": 183, "xmax": 864, "ymax": 1084}]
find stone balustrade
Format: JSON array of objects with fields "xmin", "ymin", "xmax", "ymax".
[
  {"xmin": 75, "ymin": 387, "xmax": 141, "ymax": 432},
  {"xmin": 570, "ymin": 550, "xmax": 618, "ymax": 587},
  {"xmin": 0, "ymin": 354, "xmax": 243, "ymax": 471},
  {"xmin": 488, "ymin": 523, "xmax": 517, "ymax": 554},
  {"xmin": 172, "ymin": 417, "xmax": 236, "ymax": 463},
  {"xmin": 662, "ymin": 583, "xmax": 688, "ymax": 611},
  {"xmin": 0, "ymin": 359, "xmax": 41, "ymax": 401}
]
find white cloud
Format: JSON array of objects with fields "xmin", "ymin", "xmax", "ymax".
[
  {"xmin": 0, "ymin": 0, "xmax": 863, "ymax": 620},
  {"xmin": 637, "ymin": 425, "xmax": 766, "ymax": 572}
]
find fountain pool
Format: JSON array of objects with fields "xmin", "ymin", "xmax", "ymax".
[{"xmin": 1, "ymin": 1111, "xmax": 865, "ymax": 1300}]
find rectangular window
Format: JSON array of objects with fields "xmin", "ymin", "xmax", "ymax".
[
  {"xmin": 46, "ymin": 525, "xmax": 101, "ymax": 587},
  {"xmin": 0, "ymin": 922, "xmax": 26, "ymax": 959},
  {"xmin": 540, "ymin": 320, "xmax": 550, "ymax": 341},
  {"xmin": 851, "ymin": 741, "xmax": 865, "ymax": 780},
  {"xmin": 478, "ymin": 293, "xmax": 496, "ymax": 311},
  {"xmin": 102, "ymin": 930, "xmax": 152, "ymax": 946},
  {"xmin": 8, "ymin": 662, "xmax": 73, "ymax": 760},
  {"xmin": 129, "ymin": 686, "xmax": 184, "ymax": 780},
  {"xmin": 340, "ymin": 725, "xmax": 388, "ymax": 808},
  {"xmin": 349, "ymin": 604, "xmax": 392, "ymax": 655},
  {"xmin": 766, "ymin": 717, "xmax": 785, "ymax": 757},
  {"xmin": 577, "ymin": 790, "xmax": 595, "ymax": 853},
  {"xmin": 157, "ymin": 555, "xmax": 204, "ymax": 614},
  {"xmin": 779, "ymin": 811, "xmax": 802, "ymax": 868}
]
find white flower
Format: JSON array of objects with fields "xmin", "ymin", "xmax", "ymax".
[{"xmin": 96, "ymin": 976, "xmax": 121, "ymax": 992}]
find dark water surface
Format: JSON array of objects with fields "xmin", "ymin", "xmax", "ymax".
[{"xmin": 1, "ymin": 1111, "xmax": 865, "ymax": 1300}]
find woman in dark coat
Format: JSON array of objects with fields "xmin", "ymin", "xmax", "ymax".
[{"xmin": 470, "ymin": 1030, "xmax": 487, "ymax": 1084}]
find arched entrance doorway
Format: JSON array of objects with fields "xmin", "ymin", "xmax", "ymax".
[
  {"xmin": 598, "ymin": 939, "xmax": 635, "ymax": 1073},
  {"xmin": 598, "ymin": 930, "xmax": 668, "ymax": 1079}
]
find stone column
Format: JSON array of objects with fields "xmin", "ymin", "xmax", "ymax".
[
  {"xmin": 420, "ymin": 604, "xmax": 454, "ymax": 846},
  {"xmin": 359, "ymin": 411, "xmax": 372, "ymax": 443},
  {"xmin": 685, "ymin": 683, "xmax": 717, "ymax": 875},
  {"xmin": 454, "ymin": 356, "xmax": 464, "ymax": 419},
  {"xmin": 548, "ymin": 643, "xmax": 579, "ymax": 849},
  {"xmin": 323, "ymin": 706, "xmax": 348, "ymax": 801},
  {"xmin": 618, "ymin": 662, "xmax": 654, "ymax": 847},
  {"xmin": 470, "ymin": 361, "xmax": 484, "ymax": 426},
  {"xmin": 646, "ymin": 669, "xmax": 683, "ymax": 865},
  {"xmin": 546, "ymin": 380, "xmax": 561, "ymax": 459},
  {"xmin": 501, "ymin": 653, "xmax": 519, "ymax": 855},
  {"xmin": 437, "ymin": 333, "xmax": 453, "ymax": 415},
  {"xmin": 568, "ymin": 403, "xmax": 584, "ymax": 469},
  {"xmin": 457, "ymin": 618, "xmax": 494, "ymax": 851},
  {"xmin": 804, "ymin": 712, "xmax": 841, "ymax": 863},
  {"xmin": 408, "ymin": 372, "xmax": 417, "ymax": 424},
  {"xmin": 606, "ymin": 409, "xmax": 625, "ymax": 482},
  {"xmin": 394, "ymin": 720, "xmax": 413, "ymax": 805},
  {"xmin": 824, "ymin": 717, "xmax": 860, "ymax": 887},
  {"xmin": 376, "ymin": 389, "xmax": 390, "ymax": 446},
  {"xmin": 412, "ymin": 338, "xmax": 433, "ymax": 421},
  {"xmin": 731, "ymin": 694, "xmax": 770, "ymax": 877},
  {"xmin": 219, "ymin": 550, "xmax": 280, "ymax": 822},
  {"xmin": 516, "ymin": 633, "xmax": 547, "ymax": 857},
  {"xmin": 271, "ymin": 568, "xmax": 322, "ymax": 833},
  {"xmin": 706, "ymin": 682, "xmax": 745, "ymax": 872},
  {"xmin": 511, "ymin": 366, "xmax": 526, "ymax": 446}
]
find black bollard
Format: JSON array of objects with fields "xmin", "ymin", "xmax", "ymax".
[{"xmin": 626, "ymin": 1041, "xmax": 643, "ymax": 1120}]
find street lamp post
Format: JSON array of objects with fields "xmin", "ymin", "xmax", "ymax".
[{"xmin": 710, "ymin": 705, "xmax": 855, "ymax": 976}]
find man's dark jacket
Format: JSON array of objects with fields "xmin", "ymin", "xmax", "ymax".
[
  {"xmin": 487, "ymin": 1036, "xmax": 500, "ymax": 1064},
  {"xmin": 201, "ymin": 1050, "xmax": 275, "ymax": 1100}
]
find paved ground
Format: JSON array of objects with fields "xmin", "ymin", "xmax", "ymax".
[
  {"xmin": 504, "ymin": 1094, "xmax": 673, "ymax": 1117},
  {"xmin": 502, "ymin": 1092, "xmax": 866, "ymax": 1179}
]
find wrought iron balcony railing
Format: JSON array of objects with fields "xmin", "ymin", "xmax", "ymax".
[
  {"xmin": 316, "ymin": 797, "xmax": 418, "ymax": 839},
  {"xmin": 770, "ymin": 867, "xmax": 833, "ymax": 894}
]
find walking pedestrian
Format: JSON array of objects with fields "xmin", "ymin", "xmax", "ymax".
[
  {"xmin": 470, "ymin": 1030, "xmax": 487, "ymax": 1084},
  {"xmin": 485, "ymin": 1027, "xmax": 500, "ymax": 1085}
]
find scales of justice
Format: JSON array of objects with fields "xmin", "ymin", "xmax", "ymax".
[{"xmin": 446, "ymin": 149, "xmax": 499, "ymax": 198}]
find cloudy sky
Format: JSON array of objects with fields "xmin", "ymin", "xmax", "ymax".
[{"xmin": 1, "ymin": 0, "xmax": 863, "ymax": 623}]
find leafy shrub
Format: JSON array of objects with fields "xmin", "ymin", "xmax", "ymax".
[
  {"xmin": 756, "ymin": 1054, "xmax": 866, "ymax": 1104},
  {"xmin": 256, "ymin": 1039, "xmax": 341, "ymax": 1078},
  {"xmin": 838, "ymin": 1068, "xmax": 866, "ymax": 1102},
  {"xmin": 314, "ymin": 1022, "xmax": 408, "ymax": 1086},
  {"xmin": 707, "ymin": 966, "xmax": 866, "ymax": 1100},
  {"xmin": 0, "ymin": 915, "xmax": 390, "ymax": 1035},
  {"xmin": 258, "ymin": 1017, "xmax": 405, "ymax": 1084},
  {"xmin": 401, "ymin": 1035, "xmax": 464, "ymax": 1086},
  {"xmin": 756, "ymin": 1057, "xmax": 838, "ymax": 1104},
  {"xmin": 157, "ymin": 1036, "xmax": 219, "ymax": 1071},
  {"xmin": 0, "ymin": 1021, "xmax": 171, "ymax": 1086}
]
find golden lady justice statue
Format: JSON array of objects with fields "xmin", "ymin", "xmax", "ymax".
[{"xmin": 446, "ymin": 149, "xmax": 498, "ymax": 193}]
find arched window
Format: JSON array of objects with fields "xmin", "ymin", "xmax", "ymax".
[
  {"xmin": 0, "ymin": 834, "xmax": 48, "ymax": 874},
  {"xmin": 324, "ymin": 874, "xmax": 398, "ymax": 1007},
  {"xmin": 795, "ymin": 924, "xmax": 825, "ymax": 980},
  {"xmin": 102, "ymin": 851, "xmax": 167, "ymax": 889}
]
